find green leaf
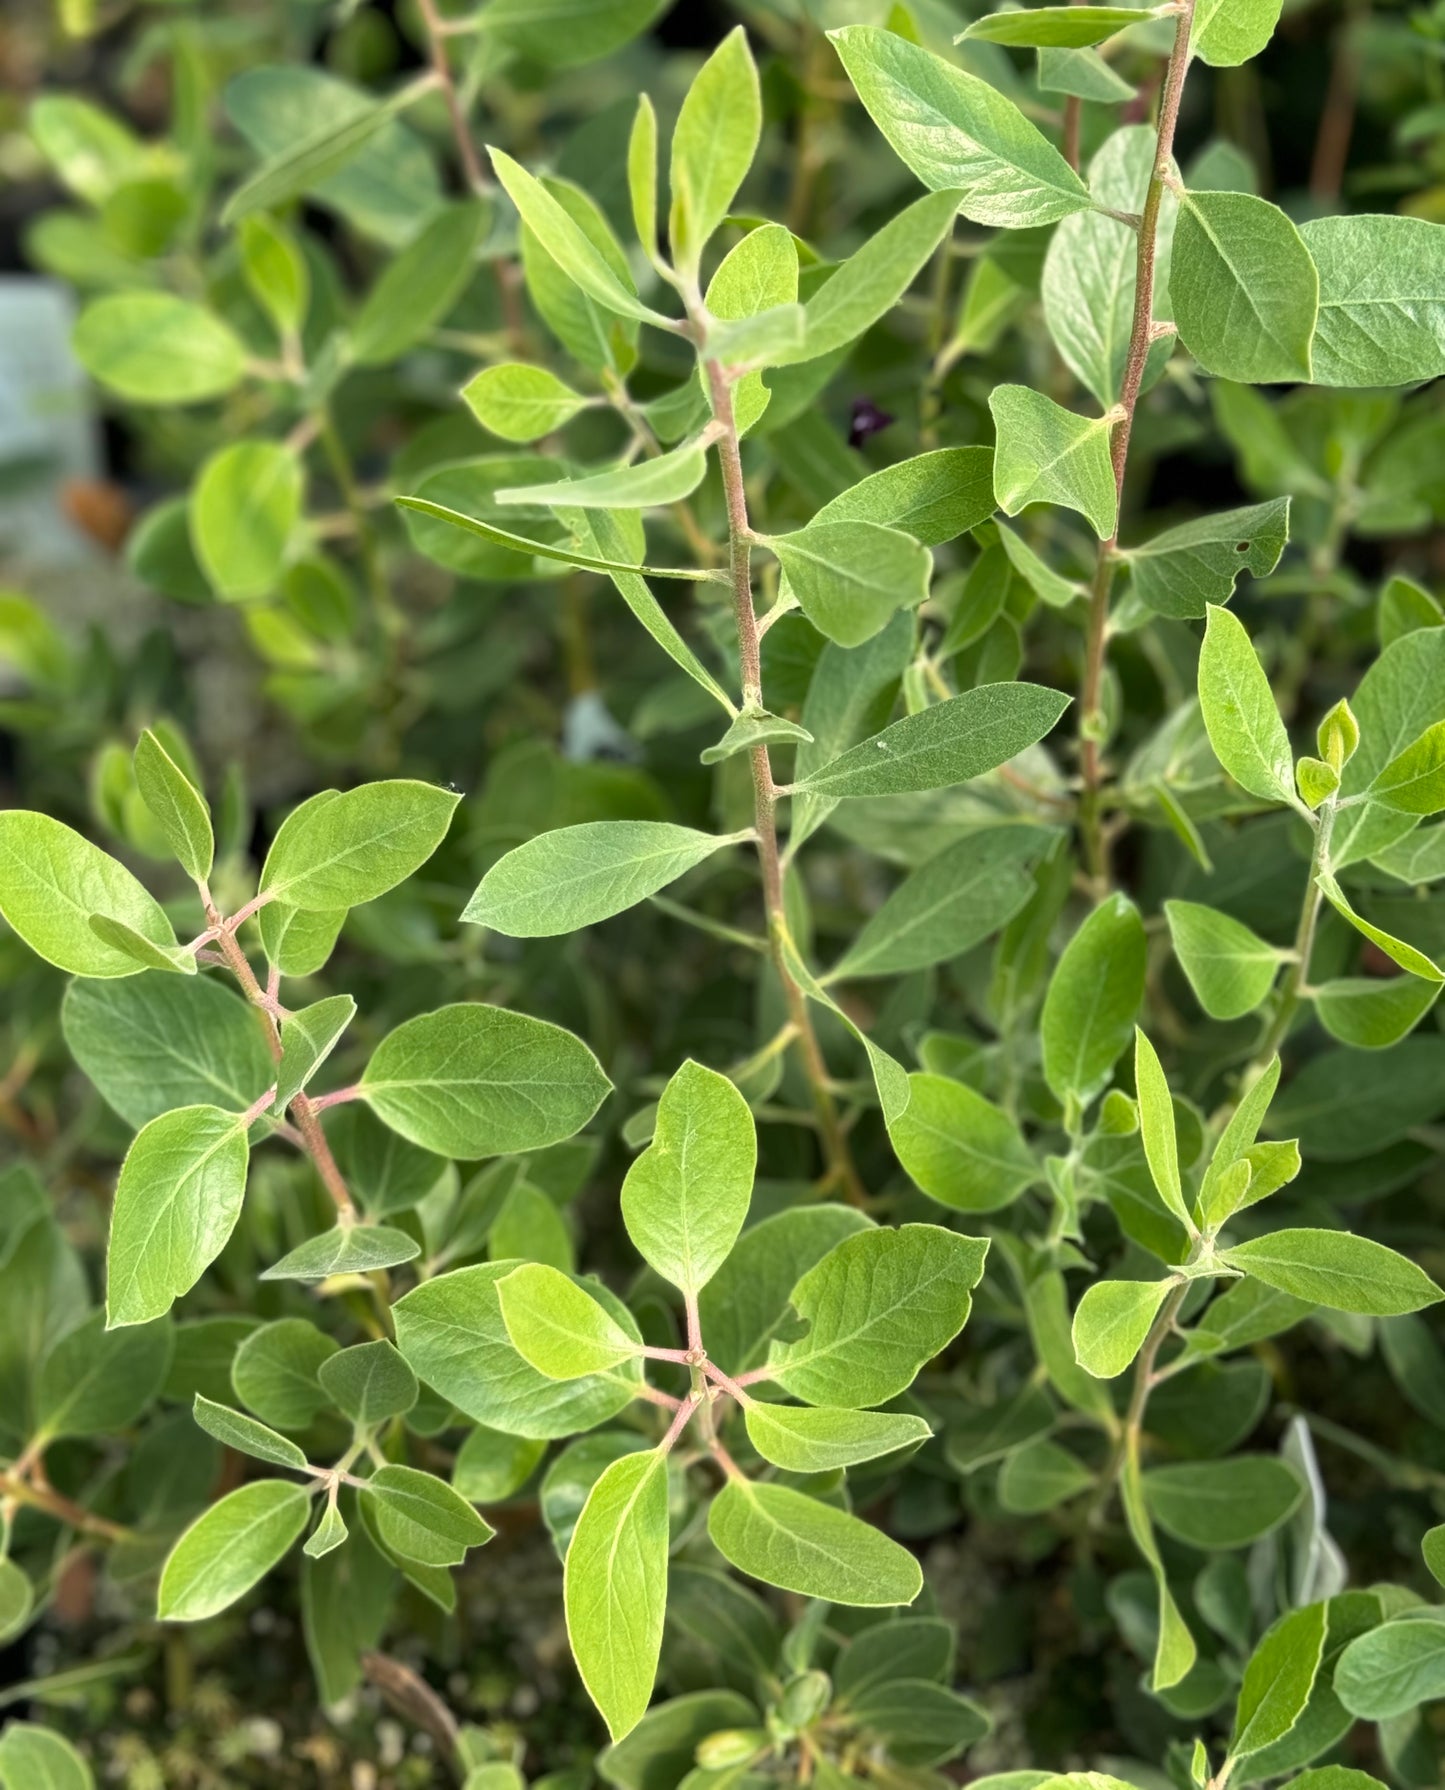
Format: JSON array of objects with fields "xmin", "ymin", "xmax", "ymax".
[
  {"xmin": 790, "ymin": 683, "xmax": 1070, "ymax": 800},
  {"xmin": 479, "ymin": 0, "xmax": 669, "ymax": 67},
  {"xmin": 703, "ymin": 223, "xmax": 799, "ymax": 432},
  {"xmin": 191, "ymin": 440, "xmax": 302, "ymax": 602},
  {"xmin": 829, "ymin": 26, "xmax": 1090, "ymax": 228},
  {"xmin": 260, "ymin": 780, "xmax": 459, "ymax": 911},
  {"xmin": 998, "ymin": 1437, "xmax": 1095, "ymax": 1512},
  {"xmin": 699, "ymin": 1206, "xmax": 872, "ymax": 1377},
  {"xmin": 1134, "ymin": 1030, "xmax": 1194, "ymax": 1232},
  {"xmin": 1312, "ymin": 975, "xmax": 1441, "ymax": 1049},
  {"xmin": 1269, "ymin": 1038, "xmax": 1445, "ymax": 1158},
  {"xmin": 497, "ymin": 1264, "xmax": 642, "ymax": 1380},
  {"xmin": 628, "ymin": 94, "xmax": 659, "ymax": 264},
  {"xmin": 1370, "ymin": 720, "xmax": 1445, "ymax": 815},
  {"xmin": 86, "ymin": 913, "xmax": 195, "ymax": 976},
  {"xmin": 1334, "ymin": 628, "xmax": 1445, "ymax": 868},
  {"xmin": 1172, "ymin": 190, "xmax": 1317, "ymax": 383},
  {"xmin": 393, "ymin": 1261, "xmax": 643, "ymax": 1438},
  {"xmin": 565, "ymin": 1448, "xmax": 670, "ymax": 1740},
  {"xmin": 701, "ymin": 711, "xmax": 813, "ymax": 765},
  {"xmin": 362, "ymin": 1464, "xmax": 494, "ymax": 1566},
  {"xmin": 788, "ymin": 188, "xmax": 965, "ymax": 362},
  {"xmin": 990, "ymin": 385, "xmax": 1117, "ymax": 538},
  {"xmin": 849, "ymin": 1679, "xmax": 989, "ymax": 1766},
  {"xmin": 275, "ymin": 994, "xmax": 356, "ymax": 1112},
  {"xmin": 221, "ymin": 76, "xmax": 429, "ymax": 224},
  {"xmin": 158, "ymin": 1480, "xmax": 311, "ymax": 1620},
  {"xmin": 765, "ymin": 1224, "xmax": 988, "ymax": 1407},
  {"xmin": 888, "ymin": 1073, "xmax": 1038, "ymax": 1213},
  {"xmin": 766, "ymin": 521, "xmax": 932, "ymax": 649},
  {"xmin": 961, "ymin": 4, "xmax": 1162, "ymax": 43},
  {"xmin": 494, "ymin": 439, "xmax": 708, "ymax": 511},
  {"xmin": 303, "ymin": 1499, "xmax": 348, "ymax": 1560},
  {"xmin": 351, "ymin": 200, "xmax": 487, "ymax": 366},
  {"xmin": 257, "ymin": 902, "xmax": 346, "ymax": 979},
  {"xmin": 239, "ymin": 213, "xmax": 309, "ymax": 339},
  {"xmin": 490, "ymin": 147, "xmax": 672, "ymax": 327},
  {"xmin": 1222, "ymin": 1229, "xmax": 1442, "ymax": 1315},
  {"xmin": 0, "ymin": 811, "xmax": 178, "ymax": 978},
  {"xmin": 1127, "ymin": 499, "xmax": 1291, "ymax": 620},
  {"xmin": 831, "ymin": 827, "xmax": 1045, "ymax": 980},
  {"xmin": 0, "ymin": 1723, "xmax": 94, "ymax": 1790},
  {"xmin": 1165, "ymin": 899, "xmax": 1283, "ymax": 1019},
  {"xmin": 1198, "ymin": 603, "xmax": 1294, "ymax": 804},
  {"xmin": 463, "ymin": 363, "xmax": 592, "ymax": 443},
  {"xmin": 708, "ymin": 1479, "xmax": 922, "ymax": 1606},
  {"xmin": 259, "ymin": 1222, "xmax": 420, "ymax": 1282},
  {"xmin": 192, "ymin": 1393, "xmax": 309, "ymax": 1470},
  {"xmin": 454, "ymin": 1426, "xmax": 548, "ymax": 1504},
  {"xmin": 36, "ymin": 1311, "xmax": 171, "ymax": 1439},
  {"xmin": 1231, "ymin": 1602, "xmax": 1329, "ymax": 1756},
  {"xmin": 73, "ymin": 292, "xmax": 245, "ymax": 404},
  {"xmin": 742, "ymin": 1403, "xmax": 931, "ymax": 1473},
  {"xmin": 621, "ymin": 1060, "xmax": 755, "ymax": 1294},
  {"xmin": 1198, "ymin": 1057, "xmax": 1282, "ymax": 1226},
  {"xmin": 1192, "ymin": 0, "xmax": 1285, "ymax": 62},
  {"xmin": 834, "ymin": 1616, "xmax": 955, "ymax": 1696},
  {"xmin": 1314, "ymin": 872, "xmax": 1444, "ymax": 983},
  {"xmin": 465, "ymin": 822, "xmax": 746, "ymax": 938},
  {"xmin": 0, "ymin": 1557, "xmax": 34, "ymax": 1645},
  {"xmin": 1040, "ymin": 893, "xmax": 1147, "ymax": 1105},
  {"xmin": 316, "ymin": 1341, "xmax": 417, "ymax": 1425},
  {"xmin": 1143, "ymin": 1457, "xmax": 1304, "ymax": 1548},
  {"xmin": 808, "ymin": 448, "xmax": 996, "ymax": 547},
  {"xmin": 1072, "ymin": 1277, "xmax": 1172, "ymax": 1378},
  {"xmin": 361, "ymin": 1003, "xmax": 610, "ymax": 1159},
  {"xmin": 1300, "ymin": 216, "xmax": 1445, "ymax": 387},
  {"xmin": 133, "ymin": 729, "xmax": 213, "ymax": 882},
  {"xmin": 232, "ymin": 1318, "xmax": 339, "ymax": 1430},
  {"xmin": 668, "ymin": 26, "xmax": 759, "ymax": 274},
  {"xmin": 106, "ymin": 1104, "xmax": 251, "ymax": 1327},
  {"xmin": 1336, "ymin": 1612, "xmax": 1445, "ymax": 1720},
  {"xmin": 394, "ymin": 496, "xmax": 718, "ymax": 584}
]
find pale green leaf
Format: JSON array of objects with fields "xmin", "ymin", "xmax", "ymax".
[
  {"xmin": 1072, "ymin": 1276, "xmax": 1172, "ymax": 1378},
  {"xmin": 465, "ymin": 821, "xmax": 747, "ymax": 938},
  {"xmin": 790, "ymin": 683, "xmax": 1071, "ymax": 800},
  {"xmin": 1300, "ymin": 215, "xmax": 1445, "ymax": 387},
  {"xmin": 260, "ymin": 780, "xmax": 459, "ymax": 911},
  {"xmin": 191, "ymin": 1393, "xmax": 309, "ymax": 1470},
  {"xmin": 494, "ymin": 439, "xmax": 707, "ymax": 511},
  {"xmin": 133, "ymin": 729, "xmax": 213, "ymax": 882},
  {"xmin": 363, "ymin": 1463, "xmax": 494, "ymax": 1565},
  {"xmin": 1165, "ymin": 898, "xmax": 1282, "ymax": 1019},
  {"xmin": 1134, "ymin": 1029, "xmax": 1193, "ymax": 1231},
  {"xmin": 990, "ymin": 385, "xmax": 1117, "ymax": 539},
  {"xmin": 1172, "ymin": 190, "xmax": 1317, "ymax": 383},
  {"xmin": 393, "ymin": 496, "xmax": 719, "ymax": 583},
  {"xmin": 316, "ymin": 1341, "xmax": 418, "ymax": 1425},
  {"xmin": 888, "ymin": 1072, "xmax": 1038, "ymax": 1213},
  {"xmin": 1312, "ymin": 975, "xmax": 1441, "ymax": 1049},
  {"xmin": 0, "ymin": 1723, "xmax": 94, "ymax": 1790},
  {"xmin": 351, "ymin": 200, "xmax": 486, "ymax": 365},
  {"xmin": 565, "ymin": 1448, "xmax": 670, "ymax": 1740},
  {"xmin": 361, "ymin": 1003, "xmax": 610, "ymax": 1159},
  {"xmin": 1231, "ymin": 1602, "xmax": 1329, "ymax": 1756},
  {"xmin": 275, "ymin": 994, "xmax": 356, "ymax": 1112},
  {"xmin": 497, "ymin": 1264, "xmax": 642, "ymax": 1380},
  {"xmin": 73, "ymin": 292, "xmax": 245, "ymax": 404},
  {"xmin": 829, "ymin": 26, "xmax": 1090, "ymax": 228},
  {"xmin": 1192, "ymin": 0, "xmax": 1284, "ymax": 62},
  {"xmin": 231, "ymin": 1317, "xmax": 339, "ymax": 1430},
  {"xmin": 742, "ymin": 1403, "xmax": 931, "ymax": 1473},
  {"xmin": 1222, "ymin": 1229, "xmax": 1442, "ymax": 1315},
  {"xmin": 765, "ymin": 1224, "xmax": 988, "ymax": 1407},
  {"xmin": 1144, "ymin": 1456, "xmax": 1304, "ymax": 1548},
  {"xmin": 1040, "ymin": 893, "xmax": 1147, "ymax": 1105},
  {"xmin": 961, "ymin": 5, "xmax": 1164, "ymax": 44},
  {"xmin": 708, "ymin": 1479, "xmax": 922, "ymax": 1605},
  {"xmin": 669, "ymin": 26, "xmax": 759, "ymax": 274},
  {"xmin": 701, "ymin": 711, "xmax": 813, "ymax": 765},
  {"xmin": 36, "ymin": 1311, "xmax": 171, "ymax": 1439},
  {"xmin": 628, "ymin": 94, "xmax": 658, "ymax": 265},
  {"xmin": 158, "ymin": 1481, "xmax": 310, "ymax": 1620},
  {"xmin": 106, "ymin": 1104, "xmax": 250, "ymax": 1327},
  {"xmin": 621, "ymin": 1059, "xmax": 755, "ymax": 1294},
  {"xmin": 1370, "ymin": 719, "xmax": 1445, "ymax": 815},
  {"xmin": 1336, "ymin": 1612, "xmax": 1445, "ymax": 1720},
  {"xmin": 1127, "ymin": 499, "xmax": 1290, "ymax": 619},
  {"xmin": 463, "ymin": 363, "xmax": 592, "ymax": 442},
  {"xmin": 767, "ymin": 519, "xmax": 932, "ymax": 647},
  {"xmin": 0, "ymin": 811, "xmax": 177, "ymax": 979},
  {"xmin": 1198, "ymin": 603, "xmax": 1294, "ymax": 803},
  {"xmin": 1315, "ymin": 871, "xmax": 1444, "ymax": 982},
  {"xmin": 260, "ymin": 1222, "xmax": 420, "ymax": 1282}
]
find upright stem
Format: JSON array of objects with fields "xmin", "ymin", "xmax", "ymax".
[
  {"xmin": 206, "ymin": 903, "xmax": 357, "ymax": 1220},
  {"xmin": 701, "ymin": 358, "xmax": 868, "ymax": 1208},
  {"xmin": 1246, "ymin": 801, "xmax": 1331, "ymax": 1077},
  {"xmin": 1077, "ymin": 0, "xmax": 1196, "ymax": 893}
]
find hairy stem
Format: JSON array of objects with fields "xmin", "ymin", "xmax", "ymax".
[
  {"xmin": 1077, "ymin": 0, "xmax": 1196, "ymax": 893},
  {"xmin": 701, "ymin": 357, "xmax": 868, "ymax": 1208}
]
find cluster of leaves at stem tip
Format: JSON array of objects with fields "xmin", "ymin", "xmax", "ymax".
[{"xmin": 4, "ymin": 0, "xmax": 1445, "ymax": 1787}]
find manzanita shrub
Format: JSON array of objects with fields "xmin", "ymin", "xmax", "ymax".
[{"xmin": 3, "ymin": 0, "xmax": 1445, "ymax": 1786}]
